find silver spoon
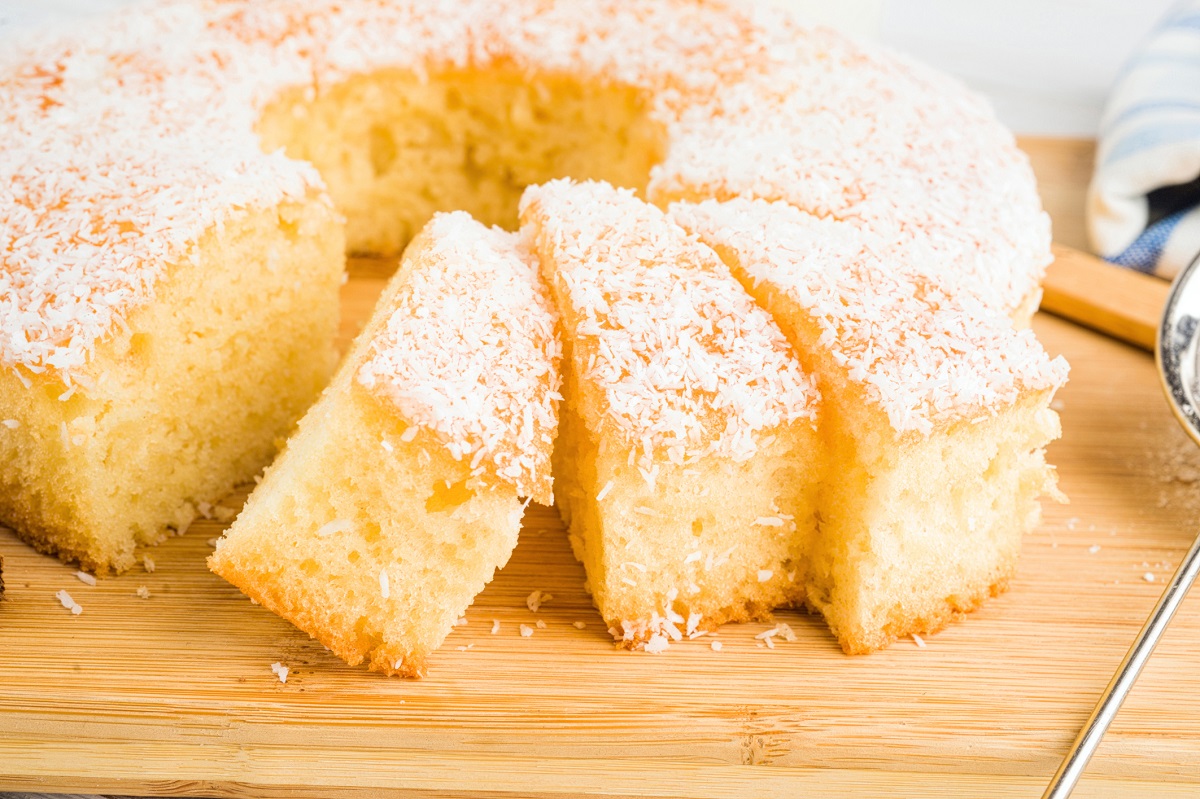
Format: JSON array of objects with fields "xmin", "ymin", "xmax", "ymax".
[{"xmin": 1042, "ymin": 254, "xmax": 1200, "ymax": 798}]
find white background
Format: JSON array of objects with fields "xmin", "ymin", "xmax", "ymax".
[{"xmin": 0, "ymin": 0, "xmax": 1181, "ymax": 136}]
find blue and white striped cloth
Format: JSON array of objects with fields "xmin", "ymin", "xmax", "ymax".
[{"xmin": 1089, "ymin": 0, "xmax": 1200, "ymax": 279}]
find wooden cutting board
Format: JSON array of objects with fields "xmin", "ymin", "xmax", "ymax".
[{"xmin": 3, "ymin": 140, "xmax": 1200, "ymax": 798}]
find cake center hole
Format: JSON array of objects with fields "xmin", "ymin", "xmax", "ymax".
[{"xmin": 256, "ymin": 66, "xmax": 665, "ymax": 258}]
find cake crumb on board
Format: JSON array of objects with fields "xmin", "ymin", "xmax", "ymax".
[{"xmin": 526, "ymin": 590, "xmax": 552, "ymax": 612}]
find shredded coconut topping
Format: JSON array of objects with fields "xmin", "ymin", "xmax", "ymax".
[
  {"xmin": 357, "ymin": 212, "xmax": 561, "ymax": 502},
  {"xmin": 671, "ymin": 197, "xmax": 1068, "ymax": 435},
  {"xmin": 0, "ymin": 0, "xmax": 803, "ymax": 386},
  {"xmin": 0, "ymin": 0, "xmax": 1044, "ymax": 400},
  {"xmin": 521, "ymin": 180, "xmax": 818, "ymax": 475},
  {"xmin": 651, "ymin": 27, "xmax": 1051, "ymax": 316}
]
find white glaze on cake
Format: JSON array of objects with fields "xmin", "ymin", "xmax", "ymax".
[
  {"xmin": 669, "ymin": 197, "xmax": 1069, "ymax": 435},
  {"xmin": 0, "ymin": 0, "xmax": 1048, "ymax": 387},
  {"xmin": 356, "ymin": 212, "xmax": 560, "ymax": 502}
]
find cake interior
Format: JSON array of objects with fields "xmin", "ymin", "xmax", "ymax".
[
  {"xmin": 806, "ymin": 384, "xmax": 1061, "ymax": 653},
  {"xmin": 257, "ymin": 66, "xmax": 666, "ymax": 255},
  {"xmin": 209, "ymin": 378, "xmax": 524, "ymax": 677},
  {"xmin": 0, "ymin": 198, "xmax": 342, "ymax": 574},
  {"xmin": 713, "ymin": 260, "xmax": 1063, "ymax": 653},
  {"xmin": 552, "ymin": 363, "xmax": 821, "ymax": 642}
]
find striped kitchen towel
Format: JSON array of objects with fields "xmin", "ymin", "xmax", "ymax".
[{"xmin": 1089, "ymin": 0, "xmax": 1200, "ymax": 279}]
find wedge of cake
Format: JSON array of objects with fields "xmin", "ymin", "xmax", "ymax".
[
  {"xmin": 209, "ymin": 212, "xmax": 561, "ymax": 676},
  {"xmin": 520, "ymin": 179, "xmax": 821, "ymax": 650},
  {"xmin": 672, "ymin": 197, "xmax": 1068, "ymax": 653}
]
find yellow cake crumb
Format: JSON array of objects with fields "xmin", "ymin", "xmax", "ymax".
[
  {"xmin": 521, "ymin": 179, "xmax": 822, "ymax": 649},
  {"xmin": 672, "ymin": 196, "xmax": 1067, "ymax": 653},
  {"xmin": 209, "ymin": 212, "xmax": 560, "ymax": 676}
]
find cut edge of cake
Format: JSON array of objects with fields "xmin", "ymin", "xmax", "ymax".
[
  {"xmin": 0, "ymin": 195, "xmax": 344, "ymax": 575},
  {"xmin": 209, "ymin": 211, "xmax": 561, "ymax": 676},
  {"xmin": 521, "ymin": 178, "xmax": 823, "ymax": 650},
  {"xmin": 670, "ymin": 195, "xmax": 1068, "ymax": 653}
]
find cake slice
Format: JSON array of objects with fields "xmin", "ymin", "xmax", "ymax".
[
  {"xmin": 209, "ymin": 212, "xmax": 561, "ymax": 677},
  {"xmin": 520, "ymin": 179, "xmax": 821, "ymax": 650},
  {"xmin": 0, "ymin": 197, "xmax": 343, "ymax": 575},
  {"xmin": 671, "ymin": 197, "xmax": 1068, "ymax": 653}
]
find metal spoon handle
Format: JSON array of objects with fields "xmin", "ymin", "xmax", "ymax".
[{"xmin": 1042, "ymin": 531, "xmax": 1200, "ymax": 798}]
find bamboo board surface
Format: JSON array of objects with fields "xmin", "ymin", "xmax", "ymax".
[
  {"xmin": 1042, "ymin": 244, "xmax": 1169, "ymax": 353},
  {"xmin": 3, "ymin": 139, "xmax": 1200, "ymax": 798}
]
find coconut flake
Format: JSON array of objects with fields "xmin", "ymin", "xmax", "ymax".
[
  {"xmin": 643, "ymin": 633, "xmax": 671, "ymax": 654},
  {"xmin": 315, "ymin": 518, "xmax": 352, "ymax": 538},
  {"xmin": 56, "ymin": 589, "xmax": 82, "ymax": 615}
]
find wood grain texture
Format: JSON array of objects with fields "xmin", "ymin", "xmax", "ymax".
[
  {"xmin": 1019, "ymin": 137, "xmax": 1096, "ymax": 253},
  {"xmin": 1042, "ymin": 244, "xmax": 1169, "ymax": 352},
  {"xmin": 3, "ymin": 271, "xmax": 1200, "ymax": 797},
  {"xmin": 3, "ymin": 139, "xmax": 1199, "ymax": 797}
]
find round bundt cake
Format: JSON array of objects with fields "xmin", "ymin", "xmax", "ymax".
[{"xmin": 0, "ymin": 0, "xmax": 1066, "ymax": 663}]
